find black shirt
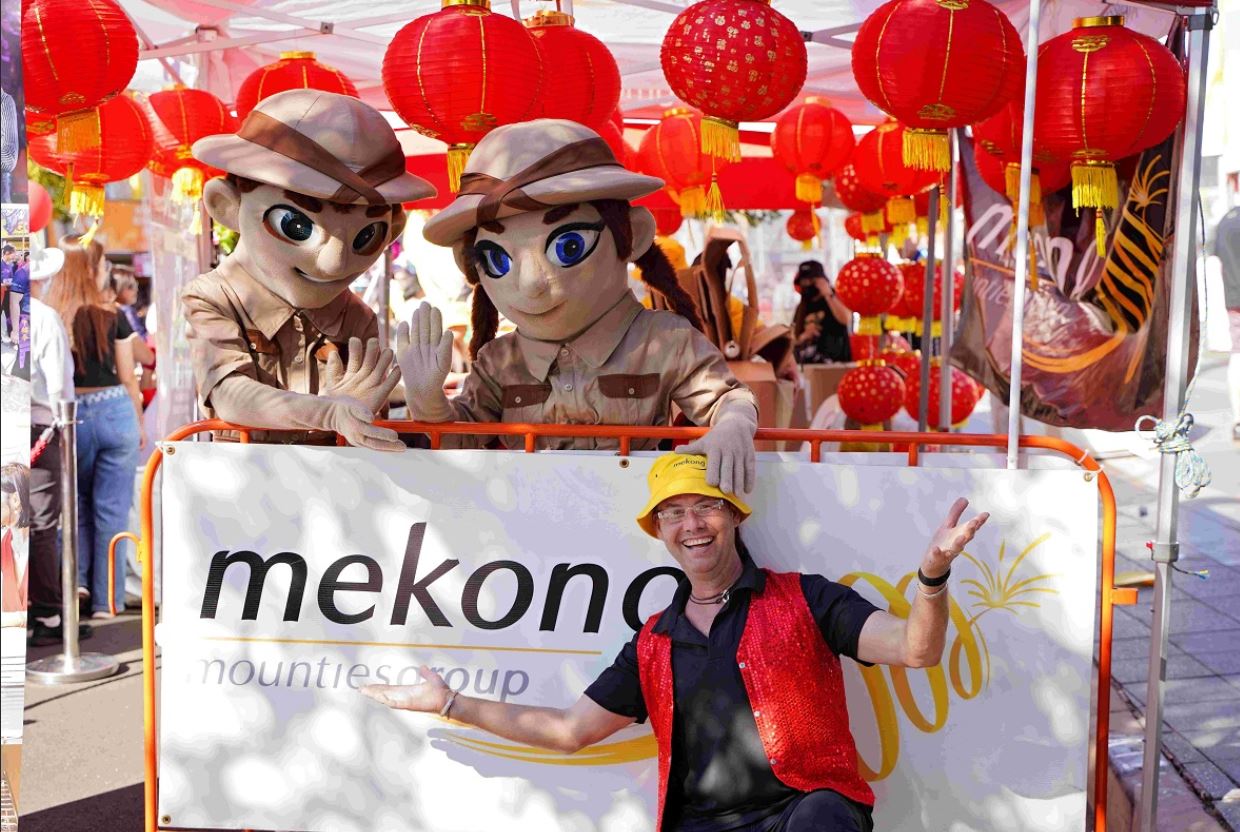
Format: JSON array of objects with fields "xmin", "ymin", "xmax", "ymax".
[
  {"xmin": 584, "ymin": 547, "xmax": 880, "ymax": 831},
  {"xmin": 72, "ymin": 307, "xmax": 134, "ymax": 388},
  {"xmin": 793, "ymin": 295, "xmax": 851, "ymax": 364}
]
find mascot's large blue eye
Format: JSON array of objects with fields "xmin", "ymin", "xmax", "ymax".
[
  {"xmin": 264, "ymin": 206, "xmax": 317, "ymax": 244},
  {"xmin": 474, "ymin": 241, "xmax": 512, "ymax": 279},
  {"xmin": 546, "ymin": 223, "xmax": 602, "ymax": 268}
]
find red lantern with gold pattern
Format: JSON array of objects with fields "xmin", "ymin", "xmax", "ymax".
[
  {"xmin": 771, "ymin": 97, "xmax": 855, "ymax": 205},
  {"xmin": 29, "ymin": 93, "xmax": 153, "ymax": 217},
  {"xmin": 145, "ymin": 88, "xmax": 235, "ymax": 204},
  {"xmin": 383, "ymin": 0, "xmax": 545, "ymax": 191},
  {"xmin": 839, "ymin": 364, "xmax": 907, "ymax": 429},
  {"xmin": 851, "ymin": 0, "xmax": 1023, "ymax": 172},
  {"xmin": 235, "ymin": 52, "xmax": 359, "ymax": 120},
  {"xmin": 835, "ymin": 253, "xmax": 903, "ymax": 334},
  {"xmin": 1034, "ymin": 16, "xmax": 1186, "ymax": 254},
  {"xmin": 853, "ymin": 121, "xmax": 937, "ymax": 226},
  {"xmin": 786, "ymin": 208, "xmax": 821, "ymax": 249},
  {"xmin": 22, "ymin": 0, "xmax": 139, "ymax": 151},
  {"xmin": 526, "ymin": 11, "xmax": 620, "ymax": 130},
  {"xmin": 660, "ymin": 0, "xmax": 807, "ymax": 163},
  {"xmin": 635, "ymin": 109, "xmax": 725, "ymax": 219},
  {"xmin": 903, "ymin": 362, "xmax": 980, "ymax": 429}
]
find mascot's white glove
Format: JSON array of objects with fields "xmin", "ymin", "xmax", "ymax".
[
  {"xmin": 678, "ymin": 400, "xmax": 758, "ymax": 496},
  {"xmin": 321, "ymin": 337, "xmax": 400, "ymax": 414},
  {"xmin": 395, "ymin": 301, "xmax": 456, "ymax": 423}
]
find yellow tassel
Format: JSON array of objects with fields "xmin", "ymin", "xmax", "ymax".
[
  {"xmin": 887, "ymin": 196, "xmax": 915, "ymax": 225},
  {"xmin": 1071, "ymin": 161, "xmax": 1118, "ymax": 211},
  {"xmin": 862, "ymin": 211, "xmax": 885, "ymax": 234},
  {"xmin": 701, "ymin": 116, "xmax": 741, "ymax": 163},
  {"xmin": 1006, "ymin": 165, "xmax": 1045, "ymax": 227},
  {"xmin": 704, "ymin": 175, "xmax": 726, "ymax": 223},
  {"xmin": 1029, "ymin": 242, "xmax": 1039, "ymax": 292},
  {"xmin": 795, "ymin": 174, "xmax": 823, "ymax": 205},
  {"xmin": 190, "ymin": 209, "xmax": 203, "ymax": 237},
  {"xmin": 801, "ymin": 238, "xmax": 813, "ymax": 251},
  {"xmin": 857, "ymin": 316, "xmax": 883, "ymax": 335},
  {"xmin": 446, "ymin": 144, "xmax": 474, "ymax": 193},
  {"xmin": 916, "ymin": 216, "xmax": 928, "ymax": 237},
  {"xmin": 171, "ymin": 167, "xmax": 204, "ymax": 205},
  {"xmin": 70, "ymin": 183, "xmax": 106, "ymax": 218},
  {"xmin": 930, "ymin": 320, "xmax": 943, "ymax": 338},
  {"xmin": 902, "ymin": 128, "xmax": 950, "ymax": 173},
  {"xmin": 1095, "ymin": 213, "xmax": 1107, "ymax": 258},
  {"xmin": 889, "ymin": 223, "xmax": 909, "ymax": 246},
  {"xmin": 56, "ymin": 109, "xmax": 101, "ymax": 153},
  {"xmin": 679, "ymin": 185, "xmax": 706, "ymax": 218},
  {"xmin": 866, "ymin": 234, "xmax": 881, "ymax": 248}
]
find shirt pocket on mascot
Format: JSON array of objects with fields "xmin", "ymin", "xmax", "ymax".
[
  {"xmin": 598, "ymin": 373, "xmax": 661, "ymax": 427},
  {"xmin": 501, "ymin": 383, "xmax": 553, "ymax": 422}
]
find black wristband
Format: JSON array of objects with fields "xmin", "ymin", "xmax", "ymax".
[{"xmin": 918, "ymin": 567, "xmax": 950, "ymax": 587}]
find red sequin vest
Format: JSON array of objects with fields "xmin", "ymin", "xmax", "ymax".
[{"xmin": 636, "ymin": 569, "xmax": 875, "ymax": 831}]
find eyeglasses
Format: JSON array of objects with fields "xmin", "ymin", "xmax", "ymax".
[{"xmin": 655, "ymin": 498, "xmax": 729, "ymax": 526}]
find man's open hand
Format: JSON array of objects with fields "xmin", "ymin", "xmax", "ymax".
[
  {"xmin": 922, "ymin": 498, "xmax": 990, "ymax": 579},
  {"xmin": 360, "ymin": 666, "xmax": 450, "ymax": 713}
]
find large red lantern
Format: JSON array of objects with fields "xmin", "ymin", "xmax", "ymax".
[
  {"xmin": 1034, "ymin": 16, "xmax": 1186, "ymax": 254},
  {"xmin": 526, "ymin": 11, "xmax": 620, "ymax": 130},
  {"xmin": 660, "ymin": 0, "xmax": 807, "ymax": 163},
  {"xmin": 771, "ymin": 97, "xmax": 855, "ymax": 205},
  {"xmin": 145, "ymin": 88, "xmax": 235, "ymax": 204},
  {"xmin": 635, "ymin": 109, "xmax": 725, "ymax": 218},
  {"xmin": 853, "ymin": 121, "xmax": 937, "ymax": 226},
  {"xmin": 786, "ymin": 208, "xmax": 821, "ymax": 249},
  {"xmin": 851, "ymin": 0, "xmax": 1023, "ymax": 172},
  {"xmin": 22, "ymin": 0, "xmax": 138, "ymax": 151},
  {"xmin": 903, "ymin": 362, "xmax": 981, "ymax": 429},
  {"xmin": 834, "ymin": 162, "xmax": 889, "ymax": 234},
  {"xmin": 235, "ymin": 52, "xmax": 359, "ymax": 120},
  {"xmin": 383, "ymin": 0, "xmax": 544, "ymax": 191},
  {"xmin": 973, "ymin": 100, "xmax": 1070, "ymax": 221},
  {"xmin": 835, "ymin": 253, "xmax": 903, "ymax": 334},
  {"xmin": 29, "ymin": 93, "xmax": 153, "ymax": 217},
  {"xmin": 839, "ymin": 364, "xmax": 907, "ymax": 429}
]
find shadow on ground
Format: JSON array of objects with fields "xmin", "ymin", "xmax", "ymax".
[{"xmin": 20, "ymin": 783, "xmax": 143, "ymax": 832}]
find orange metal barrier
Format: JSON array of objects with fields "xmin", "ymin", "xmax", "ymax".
[{"xmin": 136, "ymin": 420, "xmax": 1130, "ymax": 832}]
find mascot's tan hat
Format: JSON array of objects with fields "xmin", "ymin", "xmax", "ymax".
[
  {"xmin": 423, "ymin": 119, "xmax": 663, "ymax": 247},
  {"xmin": 193, "ymin": 89, "xmax": 436, "ymax": 206}
]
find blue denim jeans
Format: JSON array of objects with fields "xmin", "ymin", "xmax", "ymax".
[{"xmin": 75, "ymin": 388, "xmax": 140, "ymax": 613}]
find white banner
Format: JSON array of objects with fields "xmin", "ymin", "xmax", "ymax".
[{"xmin": 158, "ymin": 446, "xmax": 1100, "ymax": 832}]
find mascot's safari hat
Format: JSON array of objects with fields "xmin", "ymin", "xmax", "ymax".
[
  {"xmin": 423, "ymin": 119, "xmax": 663, "ymax": 247},
  {"xmin": 192, "ymin": 89, "xmax": 436, "ymax": 206},
  {"xmin": 636, "ymin": 453, "xmax": 751, "ymax": 538}
]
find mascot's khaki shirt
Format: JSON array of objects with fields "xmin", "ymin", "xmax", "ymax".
[
  {"xmin": 181, "ymin": 259, "xmax": 377, "ymax": 433},
  {"xmin": 446, "ymin": 292, "xmax": 757, "ymax": 450}
]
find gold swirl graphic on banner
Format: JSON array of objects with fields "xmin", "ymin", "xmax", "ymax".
[{"xmin": 449, "ymin": 535, "xmax": 1058, "ymax": 775}]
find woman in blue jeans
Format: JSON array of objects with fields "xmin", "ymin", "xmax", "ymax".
[{"xmin": 46, "ymin": 234, "xmax": 146, "ymax": 618}]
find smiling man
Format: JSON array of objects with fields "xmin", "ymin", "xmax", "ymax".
[
  {"xmin": 180, "ymin": 90, "xmax": 436, "ymax": 449},
  {"xmin": 362, "ymin": 452, "xmax": 989, "ymax": 832}
]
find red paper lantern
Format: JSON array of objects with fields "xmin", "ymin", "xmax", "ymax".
[
  {"xmin": 28, "ymin": 183, "xmax": 54, "ymax": 234},
  {"xmin": 635, "ymin": 109, "xmax": 725, "ymax": 219},
  {"xmin": 29, "ymin": 93, "xmax": 153, "ymax": 217},
  {"xmin": 879, "ymin": 347, "xmax": 922, "ymax": 382},
  {"xmin": 903, "ymin": 363, "xmax": 980, "ymax": 429},
  {"xmin": 22, "ymin": 0, "xmax": 138, "ymax": 152},
  {"xmin": 852, "ymin": 0, "xmax": 1022, "ymax": 172},
  {"xmin": 235, "ymin": 52, "xmax": 359, "ymax": 120},
  {"xmin": 973, "ymin": 101, "xmax": 1070, "ymax": 221},
  {"xmin": 146, "ymin": 88, "xmax": 235, "ymax": 204},
  {"xmin": 597, "ymin": 121, "xmax": 630, "ymax": 168},
  {"xmin": 888, "ymin": 263, "xmax": 926, "ymax": 331},
  {"xmin": 636, "ymin": 187, "xmax": 685, "ymax": 236},
  {"xmin": 526, "ymin": 11, "xmax": 620, "ymax": 130},
  {"xmin": 844, "ymin": 213, "xmax": 867, "ymax": 242},
  {"xmin": 834, "ymin": 162, "xmax": 889, "ymax": 235},
  {"xmin": 383, "ymin": 0, "xmax": 544, "ymax": 191},
  {"xmin": 1034, "ymin": 16, "xmax": 1186, "ymax": 253},
  {"xmin": 660, "ymin": 0, "xmax": 807, "ymax": 163},
  {"xmin": 786, "ymin": 208, "xmax": 821, "ymax": 248},
  {"xmin": 771, "ymin": 97, "xmax": 855, "ymax": 205},
  {"xmin": 839, "ymin": 364, "xmax": 907, "ymax": 428},
  {"xmin": 835, "ymin": 253, "xmax": 903, "ymax": 334},
  {"xmin": 853, "ymin": 121, "xmax": 937, "ymax": 225},
  {"xmin": 897, "ymin": 262, "xmax": 964, "ymax": 336}
]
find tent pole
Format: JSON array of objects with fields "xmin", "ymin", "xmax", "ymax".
[
  {"xmin": 1005, "ymin": 0, "xmax": 1042, "ymax": 470},
  {"xmin": 917, "ymin": 186, "xmax": 939, "ymax": 433},
  {"xmin": 1136, "ymin": 11, "xmax": 1213, "ymax": 831},
  {"xmin": 938, "ymin": 130, "xmax": 957, "ymax": 430}
]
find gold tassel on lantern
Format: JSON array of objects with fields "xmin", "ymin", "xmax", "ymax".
[
  {"xmin": 704, "ymin": 174, "xmax": 726, "ymax": 223},
  {"xmin": 70, "ymin": 183, "xmax": 106, "ymax": 218},
  {"xmin": 886, "ymin": 196, "xmax": 915, "ymax": 225},
  {"xmin": 857, "ymin": 315, "xmax": 883, "ymax": 336},
  {"xmin": 861, "ymin": 211, "xmax": 885, "ymax": 234},
  {"xmin": 679, "ymin": 185, "xmax": 707, "ymax": 219},
  {"xmin": 171, "ymin": 167, "xmax": 205, "ymax": 205},
  {"xmin": 701, "ymin": 116, "xmax": 741, "ymax": 163},
  {"xmin": 56, "ymin": 109, "xmax": 102, "ymax": 153},
  {"xmin": 447, "ymin": 143, "xmax": 475, "ymax": 193},
  {"xmin": 795, "ymin": 173, "xmax": 823, "ymax": 205},
  {"xmin": 903, "ymin": 128, "xmax": 951, "ymax": 172},
  {"xmin": 1070, "ymin": 160, "xmax": 1118, "ymax": 256}
]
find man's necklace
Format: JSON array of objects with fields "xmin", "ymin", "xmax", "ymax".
[{"xmin": 689, "ymin": 572, "xmax": 743, "ymax": 606}]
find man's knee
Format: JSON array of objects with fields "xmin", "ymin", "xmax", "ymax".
[{"xmin": 783, "ymin": 790, "xmax": 872, "ymax": 832}]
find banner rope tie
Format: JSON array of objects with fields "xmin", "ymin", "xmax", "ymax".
[{"xmin": 1134, "ymin": 412, "xmax": 1211, "ymax": 499}]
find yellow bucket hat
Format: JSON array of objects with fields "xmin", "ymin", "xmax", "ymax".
[{"xmin": 635, "ymin": 453, "xmax": 752, "ymax": 538}]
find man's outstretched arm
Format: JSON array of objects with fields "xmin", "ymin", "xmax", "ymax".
[{"xmin": 361, "ymin": 666, "xmax": 635, "ymax": 754}]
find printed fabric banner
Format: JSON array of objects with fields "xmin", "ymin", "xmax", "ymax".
[{"xmin": 157, "ymin": 446, "xmax": 1100, "ymax": 832}]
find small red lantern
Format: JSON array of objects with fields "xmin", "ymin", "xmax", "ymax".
[
  {"xmin": 29, "ymin": 93, "xmax": 153, "ymax": 217},
  {"xmin": 853, "ymin": 121, "xmax": 937, "ymax": 226},
  {"xmin": 898, "ymin": 262, "xmax": 964, "ymax": 337},
  {"xmin": 635, "ymin": 109, "xmax": 726, "ymax": 219},
  {"xmin": 834, "ymin": 162, "xmax": 889, "ymax": 234},
  {"xmin": 835, "ymin": 253, "xmax": 903, "ymax": 334},
  {"xmin": 22, "ymin": 0, "xmax": 139, "ymax": 151},
  {"xmin": 383, "ymin": 0, "xmax": 545, "ymax": 191},
  {"xmin": 660, "ymin": 0, "xmax": 807, "ymax": 163},
  {"xmin": 880, "ymin": 347, "xmax": 922, "ymax": 382},
  {"xmin": 145, "ymin": 88, "xmax": 235, "ymax": 205},
  {"xmin": 851, "ymin": 0, "xmax": 1023, "ymax": 172},
  {"xmin": 844, "ymin": 213, "xmax": 867, "ymax": 243},
  {"xmin": 637, "ymin": 188, "xmax": 685, "ymax": 237},
  {"xmin": 786, "ymin": 208, "xmax": 821, "ymax": 249},
  {"xmin": 1034, "ymin": 16, "xmax": 1187, "ymax": 254},
  {"xmin": 29, "ymin": 183, "xmax": 54, "ymax": 234},
  {"xmin": 771, "ymin": 97, "xmax": 856, "ymax": 205},
  {"xmin": 235, "ymin": 52, "xmax": 359, "ymax": 120},
  {"xmin": 526, "ymin": 10, "xmax": 620, "ymax": 130},
  {"xmin": 839, "ymin": 364, "xmax": 907, "ymax": 429},
  {"xmin": 888, "ymin": 263, "xmax": 925, "ymax": 331},
  {"xmin": 903, "ymin": 362, "xmax": 980, "ymax": 429}
]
